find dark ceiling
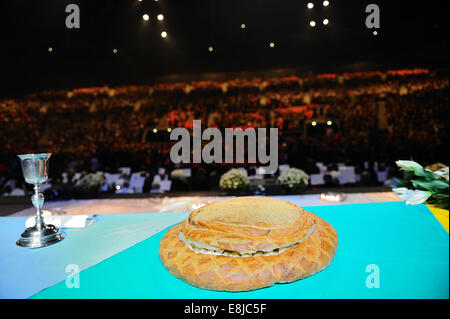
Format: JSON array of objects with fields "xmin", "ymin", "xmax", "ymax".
[{"xmin": 0, "ymin": 0, "xmax": 448, "ymax": 96}]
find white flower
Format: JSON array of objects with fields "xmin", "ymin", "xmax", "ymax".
[
  {"xmin": 277, "ymin": 168, "xmax": 309, "ymax": 189},
  {"xmin": 74, "ymin": 173, "xmax": 106, "ymax": 190},
  {"xmin": 433, "ymin": 167, "xmax": 449, "ymax": 181},
  {"xmin": 393, "ymin": 188, "xmax": 432, "ymax": 205},
  {"xmin": 395, "ymin": 160, "xmax": 424, "ymax": 174},
  {"xmin": 220, "ymin": 169, "xmax": 249, "ymax": 190}
]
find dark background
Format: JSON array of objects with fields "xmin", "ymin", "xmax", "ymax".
[{"xmin": 0, "ymin": 0, "xmax": 448, "ymax": 96}]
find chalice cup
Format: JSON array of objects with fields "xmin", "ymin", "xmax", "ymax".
[{"xmin": 16, "ymin": 153, "xmax": 65, "ymax": 248}]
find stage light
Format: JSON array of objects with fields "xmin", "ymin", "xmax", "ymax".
[
  {"xmin": 373, "ymin": 30, "xmax": 378, "ymax": 35},
  {"xmin": 241, "ymin": 23, "xmax": 246, "ymax": 29},
  {"xmin": 157, "ymin": 14, "xmax": 164, "ymax": 21},
  {"xmin": 153, "ymin": 128, "xmax": 158, "ymax": 133},
  {"xmin": 48, "ymin": 47, "xmax": 53, "ymax": 52},
  {"xmin": 116, "ymin": 185, "xmax": 121, "ymax": 190},
  {"xmin": 167, "ymin": 128, "xmax": 172, "ymax": 132},
  {"xmin": 269, "ymin": 42, "xmax": 275, "ymax": 48},
  {"xmin": 142, "ymin": 14, "xmax": 149, "ymax": 21},
  {"xmin": 323, "ymin": 19, "xmax": 329, "ymax": 25},
  {"xmin": 161, "ymin": 31, "xmax": 167, "ymax": 38},
  {"xmin": 327, "ymin": 120, "xmax": 332, "ymax": 125},
  {"xmin": 307, "ymin": 3, "xmax": 314, "ymax": 9},
  {"xmin": 312, "ymin": 121, "xmax": 317, "ymax": 126},
  {"xmin": 208, "ymin": 46, "xmax": 213, "ymax": 52},
  {"xmin": 323, "ymin": 1, "xmax": 330, "ymax": 6},
  {"xmin": 309, "ymin": 21, "xmax": 316, "ymax": 27},
  {"xmin": 112, "ymin": 48, "xmax": 118, "ymax": 54}
]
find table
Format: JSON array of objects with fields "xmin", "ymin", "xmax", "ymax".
[{"xmin": 0, "ymin": 201, "xmax": 448, "ymax": 299}]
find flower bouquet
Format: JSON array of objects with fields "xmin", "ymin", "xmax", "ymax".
[
  {"xmin": 277, "ymin": 168, "xmax": 309, "ymax": 193},
  {"xmin": 393, "ymin": 160, "xmax": 449, "ymax": 209},
  {"xmin": 219, "ymin": 169, "xmax": 250, "ymax": 195},
  {"xmin": 73, "ymin": 172, "xmax": 106, "ymax": 198}
]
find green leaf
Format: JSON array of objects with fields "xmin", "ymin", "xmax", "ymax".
[
  {"xmin": 412, "ymin": 167, "xmax": 439, "ymax": 180},
  {"xmin": 412, "ymin": 179, "xmax": 449, "ymax": 191}
]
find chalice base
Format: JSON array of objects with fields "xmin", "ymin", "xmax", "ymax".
[{"xmin": 16, "ymin": 224, "xmax": 65, "ymax": 248}]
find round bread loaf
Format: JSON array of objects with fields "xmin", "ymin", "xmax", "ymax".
[{"xmin": 159, "ymin": 197, "xmax": 338, "ymax": 291}]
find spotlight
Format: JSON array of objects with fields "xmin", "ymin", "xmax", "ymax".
[
  {"xmin": 312, "ymin": 121, "xmax": 317, "ymax": 126},
  {"xmin": 208, "ymin": 46, "xmax": 213, "ymax": 52},
  {"xmin": 161, "ymin": 31, "xmax": 167, "ymax": 38},
  {"xmin": 153, "ymin": 128, "xmax": 158, "ymax": 133},
  {"xmin": 157, "ymin": 14, "xmax": 164, "ymax": 21},
  {"xmin": 269, "ymin": 42, "xmax": 275, "ymax": 48},
  {"xmin": 327, "ymin": 120, "xmax": 332, "ymax": 125},
  {"xmin": 142, "ymin": 14, "xmax": 149, "ymax": 21},
  {"xmin": 112, "ymin": 48, "xmax": 118, "ymax": 54},
  {"xmin": 309, "ymin": 21, "xmax": 316, "ymax": 27},
  {"xmin": 323, "ymin": 19, "xmax": 329, "ymax": 25},
  {"xmin": 48, "ymin": 47, "xmax": 53, "ymax": 52},
  {"xmin": 167, "ymin": 128, "xmax": 172, "ymax": 132},
  {"xmin": 373, "ymin": 30, "xmax": 378, "ymax": 35},
  {"xmin": 240, "ymin": 23, "xmax": 246, "ymax": 29},
  {"xmin": 307, "ymin": 3, "xmax": 314, "ymax": 9},
  {"xmin": 323, "ymin": 0, "xmax": 329, "ymax": 6},
  {"xmin": 116, "ymin": 185, "xmax": 121, "ymax": 190}
]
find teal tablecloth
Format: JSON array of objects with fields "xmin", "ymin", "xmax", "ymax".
[{"xmin": 31, "ymin": 202, "xmax": 449, "ymax": 299}]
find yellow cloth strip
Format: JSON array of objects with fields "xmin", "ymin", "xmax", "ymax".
[{"xmin": 426, "ymin": 204, "xmax": 449, "ymax": 232}]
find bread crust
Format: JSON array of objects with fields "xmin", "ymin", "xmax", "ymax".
[
  {"xmin": 182, "ymin": 207, "xmax": 312, "ymax": 253},
  {"xmin": 159, "ymin": 211, "xmax": 338, "ymax": 292}
]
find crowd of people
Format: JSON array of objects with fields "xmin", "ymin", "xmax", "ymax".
[{"xmin": 0, "ymin": 68, "xmax": 448, "ymax": 197}]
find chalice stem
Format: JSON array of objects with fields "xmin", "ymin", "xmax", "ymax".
[{"xmin": 32, "ymin": 184, "xmax": 44, "ymax": 230}]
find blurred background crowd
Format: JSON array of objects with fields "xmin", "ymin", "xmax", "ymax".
[{"xmin": 1, "ymin": 68, "xmax": 448, "ymax": 198}]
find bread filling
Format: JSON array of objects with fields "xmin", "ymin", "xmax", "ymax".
[{"xmin": 178, "ymin": 223, "xmax": 315, "ymax": 258}]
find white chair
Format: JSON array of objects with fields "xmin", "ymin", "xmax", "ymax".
[
  {"xmin": 376, "ymin": 171, "xmax": 388, "ymax": 182},
  {"xmin": 8, "ymin": 188, "xmax": 26, "ymax": 196},
  {"xmin": 119, "ymin": 167, "xmax": 131, "ymax": 176},
  {"xmin": 256, "ymin": 167, "xmax": 274, "ymax": 175},
  {"xmin": 278, "ymin": 164, "xmax": 290, "ymax": 174},
  {"xmin": 338, "ymin": 167, "xmax": 356, "ymax": 184},
  {"xmin": 316, "ymin": 162, "xmax": 326, "ymax": 173},
  {"xmin": 152, "ymin": 175, "xmax": 162, "ymax": 184},
  {"xmin": 180, "ymin": 169, "xmax": 192, "ymax": 177},
  {"xmin": 40, "ymin": 183, "xmax": 52, "ymax": 192},
  {"xmin": 105, "ymin": 173, "xmax": 121, "ymax": 186},
  {"xmin": 310, "ymin": 173, "xmax": 325, "ymax": 186},
  {"xmin": 160, "ymin": 180, "xmax": 172, "ymax": 192},
  {"xmin": 130, "ymin": 173, "xmax": 146, "ymax": 193}
]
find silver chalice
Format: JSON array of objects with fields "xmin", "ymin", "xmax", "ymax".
[{"xmin": 16, "ymin": 153, "xmax": 65, "ymax": 248}]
